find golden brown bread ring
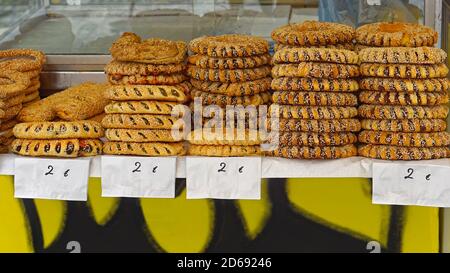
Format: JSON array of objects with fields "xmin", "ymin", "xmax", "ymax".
[
  {"xmin": 22, "ymin": 82, "xmax": 40, "ymax": 94},
  {"xmin": 0, "ymin": 60, "xmax": 41, "ymax": 74},
  {"xmin": 187, "ymin": 65, "xmax": 271, "ymax": 83},
  {"xmin": 360, "ymin": 63, "xmax": 449, "ymax": 78},
  {"xmin": 358, "ymin": 144, "xmax": 448, "ymax": 161},
  {"xmin": 200, "ymin": 117, "xmax": 255, "ymax": 130},
  {"xmin": 359, "ymin": 47, "xmax": 446, "ymax": 64},
  {"xmin": 356, "ymin": 22, "xmax": 438, "ymax": 47},
  {"xmin": 359, "ymin": 78, "xmax": 449, "ymax": 92},
  {"xmin": 358, "ymin": 130, "xmax": 450, "ymax": 147},
  {"xmin": 271, "ymin": 77, "xmax": 359, "ymax": 92},
  {"xmin": 269, "ymin": 105, "xmax": 358, "ymax": 119},
  {"xmin": 0, "ymin": 70, "xmax": 30, "ymax": 99},
  {"xmin": 273, "ymin": 47, "xmax": 358, "ymax": 64},
  {"xmin": 22, "ymin": 70, "xmax": 40, "ymax": 80},
  {"xmin": 188, "ymin": 54, "xmax": 271, "ymax": 69},
  {"xmin": 0, "ymin": 93, "xmax": 24, "ymax": 109},
  {"xmin": 266, "ymin": 144, "xmax": 357, "ymax": 159},
  {"xmin": 361, "ymin": 119, "xmax": 447, "ymax": 133},
  {"xmin": 188, "ymin": 144, "xmax": 261, "ymax": 156},
  {"xmin": 110, "ymin": 33, "xmax": 187, "ymax": 64},
  {"xmin": 23, "ymin": 91, "xmax": 40, "ymax": 103},
  {"xmin": 272, "ymin": 63, "xmax": 359, "ymax": 79},
  {"xmin": 190, "ymin": 78, "xmax": 271, "ymax": 96},
  {"xmin": 13, "ymin": 121, "xmax": 104, "ymax": 139},
  {"xmin": 270, "ymin": 132, "xmax": 357, "ymax": 147},
  {"xmin": 191, "ymin": 89, "xmax": 271, "ymax": 107},
  {"xmin": 190, "ymin": 103, "xmax": 269, "ymax": 125},
  {"xmin": 103, "ymin": 141, "xmax": 186, "ymax": 156},
  {"xmin": 275, "ymin": 118, "xmax": 361, "ymax": 133},
  {"xmin": 358, "ymin": 105, "xmax": 449, "ymax": 120},
  {"xmin": 274, "ymin": 43, "xmax": 356, "ymax": 51},
  {"xmin": 0, "ymin": 49, "xmax": 45, "ymax": 71},
  {"xmin": 271, "ymin": 21, "xmax": 355, "ymax": 46},
  {"xmin": 189, "ymin": 34, "xmax": 269, "ymax": 57},
  {"xmin": 105, "ymin": 60, "xmax": 185, "ymax": 75},
  {"xmin": 359, "ymin": 91, "xmax": 449, "ymax": 106},
  {"xmin": 272, "ymin": 91, "xmax": 358, "ymax": 106},
  {"xmin": 0, "ymin": 104, "xmax": 22, "ymax": 120},
  {"xmin": 187, "ymin": 129, "xmax": 262, "ymax": 146}
]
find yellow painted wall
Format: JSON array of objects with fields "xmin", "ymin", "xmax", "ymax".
[{"xmin": 0, "ymin": 176, "xmax": 439, "ymax": 253}]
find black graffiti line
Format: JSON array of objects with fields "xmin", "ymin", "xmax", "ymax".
[{"xmin": 22, "ymin": 199, "xmax": 44, "ymax": 252}]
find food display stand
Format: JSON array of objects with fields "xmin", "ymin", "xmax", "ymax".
[{"xmin": 0, "ymin": 0, "xmax": 448, "ymax": 253}]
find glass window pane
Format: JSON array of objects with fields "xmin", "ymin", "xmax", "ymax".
[{"xmin": 0, "ymin": 0, "xmax": 426, "ymax": 55}]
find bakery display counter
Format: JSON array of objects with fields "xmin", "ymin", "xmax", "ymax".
[
  {"xmin": 2, "ymin": 153, "xmax": 450, "ymax": 179},
  {"xmin": 1, "ymin": 154, "xmax": 449, "ymax": 207},
  {"xmin": 1, "ymin": 0, "xmax": 449, "ymax": 254}
]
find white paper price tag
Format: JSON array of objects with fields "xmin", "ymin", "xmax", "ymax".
[
  {"xmin": 186, "ymin": 157, "xmax": 261, "ymax": 200},
  {"xmin": 14, "ymin": 157, "xmax": 90, "ymax": 201},
  {"xmin": 101, "ymin": 156, "xmax": 176, "ymax": 198},
  {"xmin": 373, "ymin": 163, "xmax": 450, "ymax": 207}
]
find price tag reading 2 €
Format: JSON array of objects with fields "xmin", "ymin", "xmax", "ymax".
[
  {"xmin": 186, "ymin": 157, "xmax": 262, "ymax": 200},
  {"xmin": 101, "ymin": 156, "xmax": 176, "ymax": 198},
  {"xmin": 14, "ymin": 157, "xmax": 91, "ymax": 201},
  {"xmin": 372, "ymin": 162, "xmax": 450, "ymax": 207}
]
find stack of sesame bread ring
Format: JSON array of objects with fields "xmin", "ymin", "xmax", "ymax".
[
  {"xmin": 356, "ymin": 22, "xmax": 450, "ymax": 160},
  {"xmin": 11, "ymin": 121, "xmax": 104, "ymax": 157},
  {"xmin": 0, "ymin": 49, "xmax": 46, "ymax": 153},
  {"xmin": 186, "ymin": 34, "xmax": 271, "ymax": 156},
  {"xmin": 355, "ymin": 22, "xmax": 439, "ymax": 51},
  {"xmin": 102, "ymin": 33, "xmax": 189, "ymax": 156},
  {"xmin": 0, "ymin": 70, "xmax": 30, "ymax": 153},
  {"xmin": 0, "ymin": 49, "xmax": 46, "ymax": 108},
  {"xmin": 267, "ymin": 22, "xmax": 360, "ymax": 159},
  {"xmin": 271, "ymin": 21, "xmax": 356, "ymax": 51}
]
